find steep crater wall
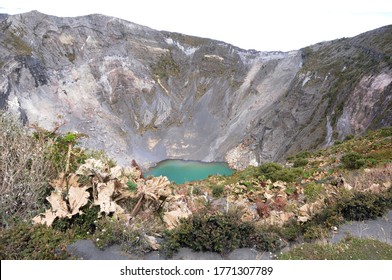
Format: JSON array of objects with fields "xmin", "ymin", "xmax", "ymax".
[{"xmin": 1, "ymin": 11, "xmax": 391, "ymax": 169}]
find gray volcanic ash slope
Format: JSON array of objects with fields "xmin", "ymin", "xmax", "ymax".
[{"xmin": 1, "ymin": 11, "xmax": 391, "ymax": 168}]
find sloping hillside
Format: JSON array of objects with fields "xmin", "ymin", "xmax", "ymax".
[{"xmin": 0, "ymin": 11, "xmax": 391, "ymax": 169}]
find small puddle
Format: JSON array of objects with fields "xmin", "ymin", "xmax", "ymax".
[{"xmin": 145, "ymin": 159, "xmax": 233, "ymax": 184}]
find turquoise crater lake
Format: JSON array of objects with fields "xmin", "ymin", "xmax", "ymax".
[{"xmin": 145, "ymin": 159, "xmax": 234, "ymax": 184}]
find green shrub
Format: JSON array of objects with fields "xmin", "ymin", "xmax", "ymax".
[
  {"xmin": 365, "ymin": 157, "xmax": 378, "ymax": 167},
  {"xmin": 280, "ymin": 220, "xmax": 302, "ymax": 242},
  {"xmin": 304, "ymin": 183, "xmax": 323, "ymax": 202},
  {"xmin": 296, "ymin": 151, "xmax": 312, "ymax": 158},
  {"xmin": 366, "ymin": 149, "xmax": 392, "ymax": 162},
  {"xmin": 126, "ymin": 181, "xmax": 138, "ymax": 192},
  {"xmin": 338, "ymin": 192, "xmax": 389, "ymax": 221},
  {"xmin": 298, "ymin": 204, "xmax": 343, "ymax": 241},
  {"xmin": 251, "ymin": 230, "xmax": 282, "ymax": 252},
  {"xmin": 386, "ymin": 187, "xmax": 392, "ymax": 208},
  {"xmin": 271, "ymin": 168, "xmax": 303, "ymax": 183},
  {"xmin": 240, "ymin": 181, "xmax": 253, "ymax": 188},
  {"xmin": 341, "ymin": 152, "xmax": 366, "ymax": 169},
  {"xmin": 258, "ymin": 163, "xmax": 302, "ymax": 182},
  {"xmin": 192, "ymin": 186, "xmax": 203, "ymax": 196},
  {"xmin": 313, "ymin": 205, "xmax": 342, "ymax": 226},
  {"xmin": 303, "ymin": 225, "xmax": 329, "ymax": 241},
  {"xmin": 259, "ymin": 162, "xmax": 283, "ymax": 174},
  {"xmin": 36, "ymin": 130, "xmax": 88, "ymax": 173},
  {"xmin": 0, "ymin": 222, "xmax": 70, "ymax": 259},
  {"xmin": 52, "ymin": 206, "xmax": 100, "ymax": 238},
  {"xmin": 284, "ymin": 186, "xmax": 297, "ymax": 196},
  {"xmin": 286, "ymin": 155, "xmax": 295, "ymax": 161},
  {"xmin": 380, "ymin": 127, "xmax": 392, "ymax": 137},
  {"xmin": 344, "ymin": 134, "xmax": 355, "ymax": 141},
  {"xmin": 293, "ymin": 158, "xmax": 309, "ymax": 167},
  {"xmin": 162, "ymin": 211, "xmax": 280, "ymax": 256},
  {"xmin": 211, "ymin": 185, "xmax": 224, "ymax": 198}
]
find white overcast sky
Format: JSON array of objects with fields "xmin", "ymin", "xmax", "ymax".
[{"xmin": 1, "ymin": 0, "xmax": 392, "ymax": 51}]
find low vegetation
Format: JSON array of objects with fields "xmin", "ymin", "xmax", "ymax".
[
  {"xmin": 341, "ymin": 152, "xmax": 366, "ymax": 169},
  {"xmin": 162, "ymin": 210, "xmax": 281, "ymax": 257},
  {"xmin": 338, "ymin": 192, "xmax": 391, "ymax": 221},
  {"xmin": 0, "ymin": 222, "xmax": 71, "ymax": 260},
  {"xmin": 279, "ymin": 237, "xmax": 392, "ymax": 260},
  {"xmin": 1, "ymin": 111, "xmax": 391, "ymax": 259},
  {"xmin": 0, "ymin": 112, "xmax": 55, "ymax": 223},
  {"xmin": 92, "ymin": 216, "xmax": 161, "ymax": 254}
]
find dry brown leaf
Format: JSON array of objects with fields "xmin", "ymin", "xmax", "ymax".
[
  {"xmin": 264, "ymin": 191, "xmax": 274, "ymax": 200},
  {"xmin": 144, "ymin": 235, "xmax": 161, "ymax": 250},
  {"xmin": 68, "ymin": 185, "xmax": 90, "ymax": 216},
  {"xmin": 110, "ymin": 166, "xmax": 123, "ymax": 179},
  {"xmin": 271, "ymin": 196, "xmax": 287, "ymax": 211},
  {"xmin": 122, "ymin": 166, "xmax": 134, "ymax": 177},
  {"xmin": 297, "ymin": 215, "xmax": 310, "ymax": 222},
  {"xmin": 272, "ymin": 181, "xmax": 286, "ymax": 188},
  {"xmin": 134, "ymin": 176, "xmax": 171, "ymax": 209},
  {"xmin": 256, "ymin": 200, "xmax": 270, "ymax": 218},
  {"xmin": 163, "ymin": 209, "xmax": 191, "ymax": 229},
  {"xmin": 263, "ymin": 210, "xmax": 286, "ymax": 226},
  {"xmin": 280, "ymin": 211, "xmax": 294, "ymax": 223},
  {"xmin": 297, "ymin": 203, "xmax": 311, "ymax": 222},
  {"xmin": 47, "ymin": 191, "xmax": 69, "ymax": 218},
  {"xmin": 123, "ymin": 166, "xmax": 142, "ymax": 179},
  {"xmin": 76, "ymin": 158, "xmax": 107, "ymax": 176},
  {"xmin": 144, "ymin": 192, "xmax": 158, "ymax": 201},
  {"xmin": 161, "ymin": 195, "xmax": 192, "ymax": 229},
  {"xmin": 112, "ymin": 180, "xmax": 135, "ymax": 201},
  {"xmin": 297, "ymin": 201, "xmax": 324, "ymax": 222},
  {"xmin": 32, "ymin": 209, "xmax": 58, "ymax": 226},
  {"xmin": 50, "ymin": 173, "xmax": 67, "ymax": 192},
  {"xmin": 383, "ymin": 181, "xmax": 391, "ymax": 189},
  {"xmin": 67, "ymin": 174, "xmax": 80, "ymax": 188},
  {"xmin": 311, "ymin": 200, "xmax": 324, "ymax": 213},
  {"xmin": 112, "ymin": 203, "xmax": 125, "ymax": 219},
  {"xmin": 94, "ymin": 181, "xmax": 118, "ymax": 215},
  {"xmin": 113, "ymin": 191, "xmax": 135, "ymax": 202},
  {"xmin": 344, "ymin": 182, "xmax": 353, "ymax": 191},
  {"xmin": 145, "ymin": 176, "xmax": 170, "ymax": 195}
]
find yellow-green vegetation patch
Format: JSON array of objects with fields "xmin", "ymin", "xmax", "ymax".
[
  {"xmin": 169, "ymin": 33, "xmax": 210, "ymax": 47},
  {"xmin": 151, "ymin": 53, "xmax": 180, "ymax": 80},
  {"xmin": 331, "ymin": 127, "xmax": 392, "ymax": 163},
  {"xmin": 279, "ymin": 237, "xmax": 392, "ymax": 260},
  {"xmin": 196, "ymin": 84, "xmax": 208, "ymax": 100},
  {"xmin": 2, "ymin": 31, "xmax": 33, "ymax": 55}
]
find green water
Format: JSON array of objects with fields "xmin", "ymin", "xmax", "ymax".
[{"xmin": 146, "ymin": 159, "xmax": 233, "ymax": 184}]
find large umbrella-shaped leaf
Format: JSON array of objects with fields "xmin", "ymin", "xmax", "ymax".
[
  {"xmin": 68, "ymin": 185, "xmax": 90, "ymax": 216},
  {"xmin": 46, "ymin": 191, "xmax": 69, "ymax": 218},
  {"xmin": 32, "ymin": 209, "xmax": 58, "ymax": 226}
]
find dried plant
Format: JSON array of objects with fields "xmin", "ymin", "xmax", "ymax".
[{"xmin": 0, "ymin": 112, "xmax": 55, "ymax": 224}]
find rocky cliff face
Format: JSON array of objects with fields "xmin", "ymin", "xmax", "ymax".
[{"xmin": 1, "ymin": 11, "xmax": 391, "ymax": 169}]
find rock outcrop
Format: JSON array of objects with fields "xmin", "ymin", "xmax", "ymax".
[{"xmin": 1, "ymin": 11, "xmax": 391, "ymax": 168}]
